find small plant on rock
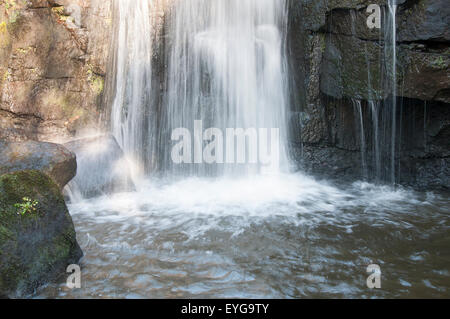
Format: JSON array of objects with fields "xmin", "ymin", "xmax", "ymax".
[{"xmin": 14, "ymin": 197, "xmax": 39, "ymax": 216}]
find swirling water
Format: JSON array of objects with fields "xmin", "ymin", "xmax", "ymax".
[{"xmin": 37, "ymin": 174, "xmax": 450, "ymax": 298}]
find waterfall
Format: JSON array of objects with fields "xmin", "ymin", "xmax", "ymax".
[
  {"xmin": 357, "ymin": 2, "xmax": 398, "ymax": 184},
  {"xmin": 364, "ymin": 39, "xmax": 382, "ymax": 182},
  {"xmin": 108, "ymin": 0, "xmax": 290, "ymax": 179},
  {"xmin": 110, "ymin": 0, "xmax": 157, "ymax": 177},
  {"xmin": 161, "ymin": 0, "xmax": 290, "ymax": 177},
  {"xmin": 386, "ymin": 0, "xmax": 398, "ymax": 184},
  {"xmin": 369, "ymin": 101, "xmax": 382, "ymax": 180},
  {"xmin": 352, "ymin": 99, "xmax": 368, "ymax": 180}
]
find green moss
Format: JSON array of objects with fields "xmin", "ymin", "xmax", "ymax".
[
  {"xmin": 87, "ymin": 66, "xmax": 105, "ymax": 95},
  {"xmin": 3, "ymin": 70, "xmax": 9, "ymax": 81},
  {"xmin": 51, "ymin": 6, "xmax": 71, "ymax": 23},
  {"xmin": 51, "ymin": 6, "xmax": 65, "ymax": 15},
  {"xmin": 431, "ymin": 56, "xmax": 447, "ymax": 70},
  {"xmin": 15, "ymin": 46, "xmax": 32, "ymax": 54},
  {"xmin": 1, "ymin": 0, "xmax": 29, "ymax": 37},
  {"xmin": 33, "ymin": 231, "xmax": 72, "ymax": 273},
  {"xmin": 40, "ymin": 90, "xmax": 86, "ymax": 120},
  {"xmin": 0, "ymin": 21, "xmax": 10, "ymax": 48},
  {"xmin": 319, "ymin": 33, "xmax": 326, "ymax": 53},
  {"xmin": 0, "ymin": 170, "xmax": 80, "ymax": 297},
  {"xmin": 0, "ymin": 224, "xmax": 14, "ymax": 241},
  {"xmin": 0, "ymin": 170, "xmax": 62, "ymax": 221},
  {"xmin": 3, "ymin": 0, "xmax": 16, "ymax": 11},
  {"xmin": 0, "ymin": 256, "xmax": 27, "ymax": 294}
]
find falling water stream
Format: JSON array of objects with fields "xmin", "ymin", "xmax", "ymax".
[
  {"xmin": 352, "ymin": 99, "xmax": 368, "ymax": 180},
  {"xmin": 36, "ymin": 0, "xmax": 450, "ymax": 298},
  {"xmin": 387, "ymin": 1, "xmax": 398, "ymax": 184},
  {"xmin": 161, "ymin": 0, "xmax": 289, "ymax": 177},
  {"xmin": 110, "ymin": 0, "xmax": 156, "ymax": 175}
]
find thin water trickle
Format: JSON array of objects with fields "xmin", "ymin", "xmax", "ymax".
[
  {"xmin": 356, "ymin": 2, "xmax": 398, "ymax": 183},
  {"xmin": 352, "ymin": 99, "xmax": 368, "ymax": 180},
  {"xmin": 369, "ymin": 101, "xmax": 382, "ymax": 180},
  {"xmin": 387, "ymin": 1, "xmax": 398, "ymax": 184}
]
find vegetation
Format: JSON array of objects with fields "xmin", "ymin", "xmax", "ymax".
[{"xmin": 14, "ymin": 197, "xmax": 39, "ymax": 216}]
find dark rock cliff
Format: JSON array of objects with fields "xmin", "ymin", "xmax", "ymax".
[{"xmin": 287, "ymin": 0, "xmax": 449, "ymax": 189}]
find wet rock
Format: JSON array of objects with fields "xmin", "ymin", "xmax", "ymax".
[
  {"xmin": 398, "ymin": 46, "xmax": 450, "ymax": 103},
  {"xmin": 64, "ymin": 135, "xmax": 135, "ymax": 199},
  {"xmin": 288, "ymin": 0, "xmax": 450, "ymax": 188},
  {"xmin": 319, "ymin": 2, "xmax": 450, "ymax": 102},
  {"xmin": 0, "ymin": 140, "xmax": 77, "ymax": 188},
  {"xmin": 320, "ymin": 33, "xmax": 450, "ymax": 103},
  {"xmin": 0, "ymin": 170, "xmax": 83, "ymax": 298},
  {"xmin": 321, "ymin": 33, "xmax": 385, "ymax": 101},
  {"xmin": 398, "ymin": 0, "xmax": 450, "ymax": 42}
]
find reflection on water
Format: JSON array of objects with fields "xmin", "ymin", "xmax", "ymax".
[{"xmin": 36, "ymin": 173, "xmax": 450, "ymax": 298}]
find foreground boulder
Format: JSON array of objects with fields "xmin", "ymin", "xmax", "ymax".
[
  {"xmin": 64, "ymin": 135, "xmax": 134, "ymax": 199},
  {"xmin": 0, "ymin": 140, "xmax": 77, "ymax": 188},
  {"xmin": 0, "ymin": 170, "xmax": 83, "ymax": 298}
]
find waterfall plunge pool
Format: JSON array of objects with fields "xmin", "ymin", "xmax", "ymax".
[{"xmin": 36, "ymin": 173, "xmax": 450, "ymax": 298}]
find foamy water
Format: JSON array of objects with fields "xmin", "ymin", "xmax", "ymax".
[{"xmin": 36, "ymin": 174, "xmax": 450, "ymax": 298}]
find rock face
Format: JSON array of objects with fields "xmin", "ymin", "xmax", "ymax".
[
  {"xmin": 0, "ymin": 170, "xmax": 83, "ymax": 298},
  {"xmin": 0, "ymin": 140, "xmax": 77, "ymax": 188},
  {"xmin": 0, "ymin": 0, "xmax": 112, "ymax": 142},
  {"xmin": 64, "ymin": 135, "xmax": 134, "ymax": 199},
  {"xmin": 288, "ymin": 0, "xmax": 450, "ymax": 188}
]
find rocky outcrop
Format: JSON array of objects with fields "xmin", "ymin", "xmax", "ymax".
[
  {"xmin": 0, "ymin": 140, "xmax": 76, "ymax": 188},
  {"xmin": 288, "ymin": 0, "xmax": 450, "ymax": 188},
  {"xmin": 0, "ymin": 170, "xmax": 82, "ymax": 298},
  {"xmin": 0, "ymin": 0, "xmax": 112, "ymax": 142},
  {"xmin": 64, "ymin": 135, "xmax": 134, "ymax": 198}
]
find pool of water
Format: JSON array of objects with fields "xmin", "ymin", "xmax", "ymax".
[{"xmin": 36, "ymin": 173, "xmax": 450, "ymax": 298}]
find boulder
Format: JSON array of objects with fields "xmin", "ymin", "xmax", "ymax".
[
  {"xmin": 64, "ymin": 135, "xmax": 135, "ymax": 199},
  {"xmin": 0, "ymin": 170, "xmax": 83, "ymax": 298},
  {"xmin": 0, "ymin": 140, "xmax": 77, "ymax": 188}
]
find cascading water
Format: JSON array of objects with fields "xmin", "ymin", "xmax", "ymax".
[
  {"xmin": 352, "ymin": 99, "xmax": 368, "ymax": 180},
  {"xmin": 386, "ymin": 0, "xmax": 397, "ymax": 184},
  {"xmin": 110, "ymin": 0, "xmax": 290, "ymax": 178},
  {"xmin": 110, "ymin": 0, "xmax": 157, "ymax": 177},
  {"xmin": 386, "ymin": 0, "xmax": 398, "ymax": 184},
  {"xmin": 353, "ymin": 2, "xmax": 399, "ymax": 183},
  {"xmin": 369, "ymin": 101, "xmax": 382, "ymax": 180}
]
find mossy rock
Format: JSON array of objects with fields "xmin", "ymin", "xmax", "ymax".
[{"xmin": 0, "ymin": 170, "xmax": 83, "ymax": 298}]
